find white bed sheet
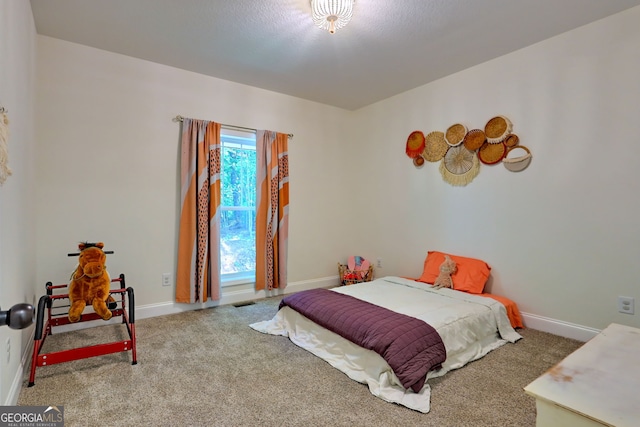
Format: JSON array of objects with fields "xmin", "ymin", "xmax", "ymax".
[{"xmin": 250, "ymin": 276, "xmax": 522, "ymax": 413}]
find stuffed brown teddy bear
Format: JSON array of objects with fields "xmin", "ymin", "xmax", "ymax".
[
  {"xmin": 433, "ymin": 254, "xmax": 457, "ymax": 290},
  {"xmin": 68, "ymin": 242, "xmax": 113, "ymax": 322}
]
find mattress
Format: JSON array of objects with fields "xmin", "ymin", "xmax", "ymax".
[{"xmin": 250, "ymin": 276, "xmax": 522, "ymax": 413}]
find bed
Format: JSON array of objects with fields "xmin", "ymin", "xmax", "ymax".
[{"xmin": 250, "ymin": 274, "xmax": 521, "ymax": 413}]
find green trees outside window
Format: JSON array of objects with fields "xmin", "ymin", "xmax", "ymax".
[{"xmin": 220, "ymin": 132, "xmax": 256, "ymax": 279}]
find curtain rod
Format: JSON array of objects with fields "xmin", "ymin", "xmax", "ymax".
[{"xmin": 173, "ymin": 115, "xmax": 293, "ymax": 138}]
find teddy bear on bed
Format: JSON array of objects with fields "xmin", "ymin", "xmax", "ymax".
[
  {"xmin": 68, "ymin": 242, "xmax": 114, "ymax": 323},
  {"xmin": 432, "ymin": 254, "xmax": 457, "ymax": 290}
]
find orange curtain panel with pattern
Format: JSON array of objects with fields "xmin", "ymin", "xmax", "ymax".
[
  {"xmin": 255, "ymin": 130, "xmax": 289, "ymax": 291},
  {"xmin": 176, "ymin": 119, "xmax": 222, "ymax": 303}
]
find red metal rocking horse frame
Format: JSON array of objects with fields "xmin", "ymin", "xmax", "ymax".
[{"xmin": 28, "ymin": 260, "xmax": 137, "ymax": 386}]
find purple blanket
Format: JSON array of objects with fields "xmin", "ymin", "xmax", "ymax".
[{"xmin": 279, "ymin": 288, "xmax": 446, "ymax": 392}]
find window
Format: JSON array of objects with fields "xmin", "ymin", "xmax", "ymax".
[{"xmin": 220, "ymin": 128, "xmax": 256, "ymax": 285}]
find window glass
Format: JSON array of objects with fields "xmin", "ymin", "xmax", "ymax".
[{"xmin": 220, "ymin": 129, "xmax": 256, "ymax": 284}]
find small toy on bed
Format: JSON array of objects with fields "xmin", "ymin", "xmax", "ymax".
[
  {"xmin": 68, "ymin": 242, "xmax": 114, "ymax": 323},
  {"xmin": 432, "ymin": 254, "xmax": 456, "ymax": 290}
]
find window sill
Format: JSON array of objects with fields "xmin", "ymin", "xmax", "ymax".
[{"xmin": 221, "ymin": 274, "xmax": 255, "ymax": 288}]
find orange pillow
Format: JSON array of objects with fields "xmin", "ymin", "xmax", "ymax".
[{"xmin": 417, "ymin": 251, "xmax": 491, "ymax": 294}]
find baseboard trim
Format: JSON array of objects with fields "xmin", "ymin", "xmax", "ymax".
[
  {"xmin": 136, "ymin": 275, "xmax": 337, "ymax": 320},
  {"xmin": 5, "ymin": 363, "xmax": 24, "ymax": 406},
  {"xmin": 521, "ymin": 312, "xmax": 600, "ymax": 342},
  {"xmin": 5, "ymin": 329, "xmax": 34, "ymax": 406}
]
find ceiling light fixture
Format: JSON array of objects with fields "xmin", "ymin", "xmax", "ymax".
[{"xmin": 310, "ymin": 0, "xmax": 354, "ymax": 34}]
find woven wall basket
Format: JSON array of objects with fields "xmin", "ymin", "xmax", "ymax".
[
  {"xmin": 423, "ymin": 131, "xmax": 449, "ymax": 162},
  {"xmin": 463, "ymin": 129, "xmax": 486, "ymax": 151},
  {"xmin": 445, "ymin": 123, "xmax": 467, "ymax": 147},
  {"xmin": 504, "ymin": 133, "xmax": 519, "ymax": 148},
  {"xmin": 478, "ymin": 141, "xmax": 507, "ymax": 165},
  {"xmin": 439, "ymin": 145, "xmax": 480, "ymax": 186},
  {"xmin": 503, "ymin": 145, "xmax": 532, "ymax": 172},
  {"xmin": 405, "ymin": 130, "xmax": 426, "ymax": 158},
  {"xmin": 484, "ymin": 116, "xmax": 513, "ymax": 144}
]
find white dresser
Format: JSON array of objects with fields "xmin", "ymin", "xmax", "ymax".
[{"xmin": 524, "ymin": 323, "xmax": 640, "ymax": 427}]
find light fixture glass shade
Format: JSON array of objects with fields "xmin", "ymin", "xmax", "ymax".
[{"xmin": 311, "ymin": 0, "xmax": 354, "ymax": 34}]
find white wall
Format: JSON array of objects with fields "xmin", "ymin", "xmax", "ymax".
[
  {"xmin": 0, "ymin": 0, "xmax": 37, "ymax": 406},
  {"xmin": 33, "ymin": 7, "xmax": 640, "ymax": 333},
  {"xmin": 35, "ymin": 36, "xmax": 356, "ymax": 312},
  {"xmin": 5, "ymin": 2, "xmax": 640, "ymax": 405},
  {"xmin": 351, "ymin": 6, "xmax": 640, "ymax": 333}
]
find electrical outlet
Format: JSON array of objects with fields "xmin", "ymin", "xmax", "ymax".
[
  {"xmin": 618, "ymin": 296, "xmax": 635, "ymax": 315},
  {"xmin": 376, "ymin": 258, "xmax": 382, "ymax": 268},
  {"xmin": 162, "ymin": 273, "xmax": 172, "ymax": 287}
]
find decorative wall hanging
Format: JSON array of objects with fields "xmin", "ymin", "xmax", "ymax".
[
  {"xmin": 503, "ymin": 145, "xmax": 532, "ymax": 172},
  {"xmin": 439, "ymin": 145, "xmax": 480, "ymax": 186},
  {"xmin": 463, "ymin": 129, "xmax": 486, "ymax": 151},
  {"xmin": 478, "ymin": 141, "xmax": 507, "ymax": 165},
  {"xmin": 404, "ymin": 114, "xmax": 532, "ymax": 185},
  {"xmin": 484, "ymin": 116, "xmax": 512, "ymax": 144},
  {"xmin": 405, "ymin": 130, "xmax": 426, "ymax": 158},
  {"xmin": 423, "ymin": 131, "xmax": 448, "ymax": 162},
  {"xmin": 445, "ymin": 123, "xmax": 467, "ymax": 147},
  {"xmin": 504, "ymin": 134, "xmax": 519, "ymax": 148},
  {"xmin": 0, "ymin": 107, "xmax": 12, "ymax": 186}
]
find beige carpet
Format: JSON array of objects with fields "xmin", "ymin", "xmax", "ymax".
[{"xmin": 18, "ymin": 296, "xmax": 582, "ymax": 427}]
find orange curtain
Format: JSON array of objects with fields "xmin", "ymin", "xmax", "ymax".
[
  {"xmin": 176, "ymin": 119, "xmax": 222, "ymax": 303},
  {"xmin": 255, "ymin": 131, "xmax": 289, "ymax": 291}
]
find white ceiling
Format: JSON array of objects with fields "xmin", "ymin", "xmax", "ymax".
[{"xmin": 30, "ymin": 0, "xmax": 640, "ymax": 110}]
